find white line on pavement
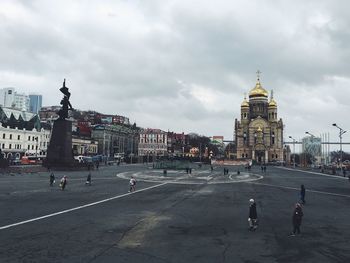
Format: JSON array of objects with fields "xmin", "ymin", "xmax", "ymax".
[
  {"xmin": 0, "ymin": 182, "xmax": 167, "ymax": 231},
  {"xmin": 276, "ymin": 167, "xmax": 348, "ymax": 180},
  {"xmin": 247, "ymin": 181, "xmax": 350, "ymax": 198}
]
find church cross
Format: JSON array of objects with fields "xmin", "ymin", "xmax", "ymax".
[{"xmin": 256, "ymin": 70, "xmax": 261, "ymax": 80}]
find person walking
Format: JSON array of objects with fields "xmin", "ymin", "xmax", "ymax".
[
  {"xmin": 300, "ymin": 185, "xmax": 306, "ymax": 204},
  {"xmin": 291, "ymin": 203, "xmax": 303, "ymax": 236},
  {"xmin": 49, "ymin": 172, "xmax": 55, "ymax": 187},
  {"xmin": 248, "ymin": 199, "xmax": 258, "ymax": 231},
  {"xmin": 86, "ymin": 172, "xmax": 92, "ymax": 186},
  {"xmin": 129, "ymin": 176, "xmax": 136, "ymax": 192},
  {"xmin": 60, "ymin": 175, "xmax": 67, "ymax": 191}
]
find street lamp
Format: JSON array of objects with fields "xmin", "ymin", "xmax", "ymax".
[
  {"xmin": 305, "ymin": 131, "xmax": 316, "ymax": 137},
  {"xmin": 289, "ymin": 136, "xmax": 297, "ymax": 168},
  {"xmin": 332, "ymin": 123, "xmax": 347, "ymax": 175}
]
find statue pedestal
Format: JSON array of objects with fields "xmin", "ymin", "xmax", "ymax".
[{"xmin": 46, "ymin": 119, "xmax": 74, "ymax": 167}]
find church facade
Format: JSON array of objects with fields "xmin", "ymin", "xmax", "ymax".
[{"xmin": 234, "ymin": 76, "xmax": 284, "ymax": 163}]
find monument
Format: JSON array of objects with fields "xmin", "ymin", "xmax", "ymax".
[{"xmin": 46, "ymin": 79, "xmax": 74, "ymax": 167}]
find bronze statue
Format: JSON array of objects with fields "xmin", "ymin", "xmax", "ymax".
[{"xmin": 57, "ymin": 79, "xmax": 73, "ymax": 120}]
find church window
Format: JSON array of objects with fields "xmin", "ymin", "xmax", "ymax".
[
  {"xmin": 242, "ymin": 154, "xmax": 245, "ymax": 158},
  {"xmin": 272, "ymin": 132, "xmax": 275, "ymax": 145}
]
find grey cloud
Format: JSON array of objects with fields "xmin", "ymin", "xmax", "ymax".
[{"xmin": 1, "ymin": 0, "xmax": 350, "ymax": 148}]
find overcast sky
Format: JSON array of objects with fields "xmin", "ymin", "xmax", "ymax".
[{"xmin": 1, "ymin": 0, "xmax": 349, "ymax": 151}]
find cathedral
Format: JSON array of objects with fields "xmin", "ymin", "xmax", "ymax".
[{"xmin": 234, "ymin": 74, "xmax": 284, "ymax": 164}]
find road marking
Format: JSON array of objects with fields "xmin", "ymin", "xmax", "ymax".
[
  {"xmin": 276, "ymin": 167, "xmax": 348, "ymax": 180},
  {"xmin": 117, "ymin": 172, "xmax": 263, "ymax": 185},
  {"xmin": 0, "ymin": 182, "xmax": 167, "ymax": 231},
  {"xmin": 247, "ymin": 181, "xmax": 350, "ymax": 198}
]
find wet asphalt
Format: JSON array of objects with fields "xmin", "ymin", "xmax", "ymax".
[{"xmin": 0, "ymin": 164, "xmax": 349, "ymax": 263}]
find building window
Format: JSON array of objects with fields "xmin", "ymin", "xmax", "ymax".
[
  {"xmin": 2, "ymin": 143, "xmax": 4, "ymax": 149},
  {"xmin": 32, "ymin": 145, "xmax": 34, "ymax": 150},
  {"xmin": 272, "ymin": 132, "xmax": 275, "ymax": 145},
  {"xmin": 9, "ymin": 134, "xmax": 12, "ymax": 140},
  {"xmin": 28, "ymin": 136, "xmax": 31, "ymax": 141},
  {"xmin": 2, "ymin": 134, "xmax": 5, "ymax": 139},
  {"xmin": 18, "ymin": 135, "xmax": 20, "ymax": 140},
  {"xmin": 9, "ymin": 144, "xmax": 12, "ymax": 149}
]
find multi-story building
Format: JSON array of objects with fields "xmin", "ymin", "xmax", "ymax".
[
  {"xmin": 0, "ymin": 106, "xmax": 50, "ymax": 159},
  {"xmin": 138, "ymin": 129, "xmax": 168, "ymax": 157},
  {"xmin": 302, "ymin": 136, "xmax": 322, "ymax": 164},
  {"xmin": 167, "ymin": 132, "xmax": 188, "ymax": 157},
  {"xmin": 0, "ymin": 88, "xmax": 16, "ymax": 108},
  {"xmin": 0, "ymin": 88, "xmax": 30, "ymax": 111},
  {"xmin": 234, "ymin": 75, "xmax": 284, "ymax": 163},
  {"xmin": 0, "ymin": 125, "xmax": 50, "ymax": 160},
  {"xmin": 92, "ymin": 124, "xmax": 139, "ymax": 159},
  {"xmin": 29, "ymin": 94, "xmax": 43, "ymax": 114},
  {"xmin": 72, "ymin": 136, "xmax": 98, "ymax": 156},
  {"xmin": 14, "ymin": 93, "xmax": 30, "ymax": 111}
]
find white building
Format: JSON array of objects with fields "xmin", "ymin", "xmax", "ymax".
[
  {"xmin": 0, "ymin": 124, "xmax": 50, "ymax": 160},
  {"xmin": 0, "ymin": 88, "xmax": 30, "ymax": 111},
  {"xmin": 14, "ymin": 93, "xmax": 30, "ymax": 111},
  {"xmin": 138, "ymin": 129, "xmax": 168, "ymax": 157},
  {"xmin": 0, "ymin": 88, "xmax": 16, "ymax": 108}
]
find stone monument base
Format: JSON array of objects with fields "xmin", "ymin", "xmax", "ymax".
[{"xmin": 46, "ymin": 119, "xmax": 74, "ymax": 167}]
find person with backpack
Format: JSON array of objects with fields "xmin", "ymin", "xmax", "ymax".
[
  {"xmin": 248, "ymin": 199, "xmax": 258, "ymax": 231},
  {"xmin": 129, "ymin": 176, "xmax": 136, "ymax": 192},
  {"xmin": 59, "ymin": 175, "xmax": 67, "ymax": 191}
]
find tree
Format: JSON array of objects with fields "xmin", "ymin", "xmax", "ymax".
[
  {"xmin": 330, "ymin": 151, "xmax": 350, "ymax": 163},
  {"xmin": 299, "ymin": 152, "xmax": 313, "ymax": 166}
]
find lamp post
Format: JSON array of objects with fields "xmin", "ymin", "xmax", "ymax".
[
  {"xmin": 35, "ymin": 137, "xmax": 39, "ymax": 158},
  {"xmin": 289, "ymin": 136, "xmax": 296, "ymax": 168},
  {"xmin": 332, "ymin": 123, "xmax": 347, "ymax": 175}
]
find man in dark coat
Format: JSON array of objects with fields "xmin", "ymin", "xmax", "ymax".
[
  {"xmin": 248, "ymin": 199, "xmax": 258, "ymax": 231},
  {"xmin": 49, "ymin": 172, "xmax": 55, "ymax": 187},
  {"xmin": 291, "ymin": 203, "xmax": 303, "ymax": 235}
]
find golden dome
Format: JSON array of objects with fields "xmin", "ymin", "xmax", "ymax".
[
  {"xmin": 269, "ymin": 99, "xmax": 277, "ymax": 107},
  {"xmin": 241, "ymin": 97, "xmax": 249, "ymax": 107},
  {"xmin": 249, "ymin": 80, "xmax": 268, "ymax": 98},
  {"xmin": 268, "ymin": 90, "xmax": 277, "ymax": 107}
]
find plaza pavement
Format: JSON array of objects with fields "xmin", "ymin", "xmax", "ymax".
[{"xmin": 0, "ymin": 164, "xmax": 349, "ymax": 263}]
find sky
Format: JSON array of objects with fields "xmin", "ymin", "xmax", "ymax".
[{"xmin": 0, "ymin": 0, "xmax": 349, "ymax": 152}]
